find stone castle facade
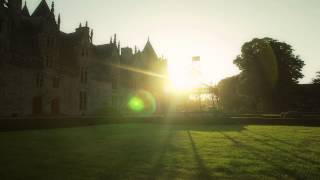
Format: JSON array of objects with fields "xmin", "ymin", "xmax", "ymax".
[{"xmin": 0, "ymin": 0, "xmax": 167, "ymax": 116}]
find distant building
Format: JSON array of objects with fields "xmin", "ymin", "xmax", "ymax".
[{"xmin": 0, "ymin": 0, "xmax": 167, "ymax": 116}]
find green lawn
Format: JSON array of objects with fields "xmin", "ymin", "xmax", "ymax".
[{"xmin": 0, "ymin": 123, "xmax": 320, "ymax": 180}]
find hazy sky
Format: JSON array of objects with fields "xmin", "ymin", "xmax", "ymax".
[{"xmin": 26, "ymin": 0, "xmax": 320, "ymax": 84}]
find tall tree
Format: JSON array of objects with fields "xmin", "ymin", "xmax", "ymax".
[
  {"xmin": 216, "ymin": 75, "xmax": 254, "ymax": 113},
  {"xmin": 234, "ymin": 37, "xmax": 305, "ymax": 112},
  {"xmin": 313, "ymin": 71, "xmax": 320, "ymax": 84}
]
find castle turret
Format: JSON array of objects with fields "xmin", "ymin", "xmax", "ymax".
[
  {"xmin": 21, "ymin": 1, "xmax": 30, "ymax": 17},
  {"xmin": 76, "ymin": 21, "xmax": 90, "ymax": 42},
  {"xmin": 113, "ymin": 34, "xmax": 117, "ymax": 45},
  {"xmin": 118, "ymin": 41, "xmax": 121, "ymax": 54},
  {"xmin": 50, "ymin": 1, "xmax": 54, "ymax": 15},
  {"xmin": 90, "ymin": 29, "xmax": 94, "ymax": 44},
  {"xmin": 8, "ymin": 0, "xmax": 22, "ymax": 25},
  {"xmin": 8, "ymin": 0, "xmax": 22, "ymax": 14},
  {"xmin": 32, "ymin": 0, "xmax": 50, "ymax": 17}
]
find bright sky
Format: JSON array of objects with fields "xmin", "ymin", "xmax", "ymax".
[{"xmin": 27, "ymin": 0, "xmax": 320, "ymax": 85}]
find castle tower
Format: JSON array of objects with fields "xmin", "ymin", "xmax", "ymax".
[
  {"xmin": 32, "ymin": 0, "xmax": 51, "ymax": 17},
  {"xmin": 8, "ymin": 0, "xmax": 22, "ymax": 13},
  {"xmin": 8, "ymin": 0, "xmax": 22, "ymax": 25}
]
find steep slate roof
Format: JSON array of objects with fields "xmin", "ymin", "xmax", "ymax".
[
  {"xmin": 143, "ymin": 39, "xmax": 158, "ymax": 59},
  {"xmin": 21, "ymin": 2, "xmax": 30, "ymax": 17},
  {"xmin": 32, "ymin": 0, "xmax": 50, "ymax": 17}
]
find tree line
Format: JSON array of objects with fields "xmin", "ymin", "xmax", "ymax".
[{"xmin": 215, "ymin": 37, "xmax": 320, "ymax": 113}]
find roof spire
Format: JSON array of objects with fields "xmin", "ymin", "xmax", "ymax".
[
  {"xmin": 32, "ymin": 0, "xmax": 51, "ymax": 17},
  {"xmin": 58, "ymin": 13, "xmax": 61, "ymax": 29},
  {"xmin": 51, "ymin": 1, "xmax": 54, "ymax": 14},
  {"xmin": 90, "ymin": 29, "xmax": 94, "ymax": 44},
  {"xmin": 134, "ymin": 46, "xmax": 137, "ymax": 54},
  {"xmin": 143, "ymin": 38, "xmax": 158, "ymax": 58},
  {"xmin": 22, "ymin": 1, "xmax": 30, "ymax": 16},
  {"xmin": 85, "ymin": 21, "xmax": 88, "ymax": 27},
  {"xmin": 113, "ymin": 34, "xmax": 117, "ymax": 45}
]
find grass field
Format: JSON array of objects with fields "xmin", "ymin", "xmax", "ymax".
[{"xmin": 0, "ymin": 123, "xmax": 320, "ymax": 179}]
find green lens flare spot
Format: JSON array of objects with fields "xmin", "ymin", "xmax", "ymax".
[{"xmin": 128, "ymin": 97, "xmax": 144, "ymax": 112}]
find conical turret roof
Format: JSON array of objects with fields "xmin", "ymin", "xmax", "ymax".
[
  {"xmin": 32, "ymin": 0, "xmax": 50, "ymax": 17},
  {"xmin": 143, "ymin": 38, "xmax": 157, "ymax": 58},
  {"xmin": 22, "ymin": 2, "xmax": 30, "ymax": 17}
]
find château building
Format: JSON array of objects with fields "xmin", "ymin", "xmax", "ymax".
[{"xmin": 0, "ymin": 0, "xmax": 167, "ymax": 116}]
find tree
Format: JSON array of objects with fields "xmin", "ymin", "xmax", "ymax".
[
  {"xmin": 234, "ymin": 37, "xmax": 305, "ymax": 112},
  {"xmin": 216, "ymin": 76, "xmax": 248, "ymax": 112},
  {"xmin": 312, "ymin": 72, "xmax": 320, "ymax": 84}
]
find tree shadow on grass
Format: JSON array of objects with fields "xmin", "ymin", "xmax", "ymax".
[
  {"xmin": 151, "ymin": 128, "xmax": 175, "ymax": 178},
  {"xmin": 241, "ymin": 131, "xmax": 320, "ymax": 166},
  {"xmin": 149, "ymin": 125, "xmax": 245, "ymax": 179},
  {"xmin": 173, "ymin": 124, "xmax": 246, "ymax": 133},
  {"xmin": 219, "ymin": 132, "xmax": 310, "ymax": 179},
  {"xmin": 245, "ymin": 129, "xmax": 320, "ymax": 156},
  {"xmin": 187, "ymin": 130, "xmax": 215, "ymax": 179}
]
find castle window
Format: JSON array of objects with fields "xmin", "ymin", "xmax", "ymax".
[
  {"xmin": 84, "ymin": 68, "xmax": 88, "ymax": 83},
  {"xmin": 47, "ymin": 37, "xmax": 50, "ymax": 48},
  {"xmin": 36, "ymin": 73, "xmax": 44, "ymax": 88},
  {"xmin": 80, "ymin": 67, "xmax": 88, "ymax": 84},
  {"xmin": 112, "ymin": 96, "xmax": 116, "ymax": 106},
  {"xmin": 53, "ymin": 77, "xmax": 60, "ymax": 88},
  {"xmin": 46, "ymin": 56, "xmax": 49, "ymax": 67},
  {"xmin": 112, "ymin": 78, "xmax": 117, "ymax": 89},
  {"xmin": 79, "ymin": 91, "xmax": 87, "ymax": 110},
  {"xmin": 49, "ymin": 57, "xmax": 53, "ymax": 68},
  {"xmin": 51, "ymin": 37, "xmax": 55, "ymax": 48},
  {"xmin": 0, "ymin": 22, "xmax": 3, "ymax": 33},
  {"xmin": 80, "ymin": 67, "xmax": 84, "ymax": 82},
  {"xmin": 82, "ymin": 48, "xmax": 85, "ymax": 57}
]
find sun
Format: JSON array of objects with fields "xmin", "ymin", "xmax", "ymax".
[{"xmin": 167, "ymin": 62, "xmax": 199, "ymax": 92}]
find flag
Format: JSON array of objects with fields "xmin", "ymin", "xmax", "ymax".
[{"xmin": 192, "ymin": 56, "xmax": 200, "ymax": 61}]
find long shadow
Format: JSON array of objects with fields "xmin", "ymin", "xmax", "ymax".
[
  {"xmin": 98, "ymin": 127, "xmax": 174, "ymax": 180},
  {"xmin": 245, "ymin": 129, "xmax": 320, "ymax": 156},
  {"xmin": 240, "ymin": 131, "xmax": 320, "ymax": 166},
  {"xmin": 175, "ymin": 124, "xmax": 245, "ymax": 133},
  {"xmin": 219, "ymin": 132, "xmax": 308, "ymax": 179},
  {"xmin": 151, "ymin": 128, "xmax": 174, "ymax": 178},
  {"xmin": 245, "ymin": 129, "xmax": 295, "ymax": 146},
  {"xmin": 187, "ymin": 130, "xmax": 214, "ymax": 179}
]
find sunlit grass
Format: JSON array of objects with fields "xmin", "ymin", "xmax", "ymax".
[{"xmin": 0, "ymin": 124, "xmax": 319, "ymax": 179}]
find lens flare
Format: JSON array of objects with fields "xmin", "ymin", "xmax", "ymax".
[
  {"xmin": 128, "ymin": 97, "xmax": 145, "ymax": 112},
  {"xmin": 128, "ymin": 90, "xmax": 157, "ymax": 114}
]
